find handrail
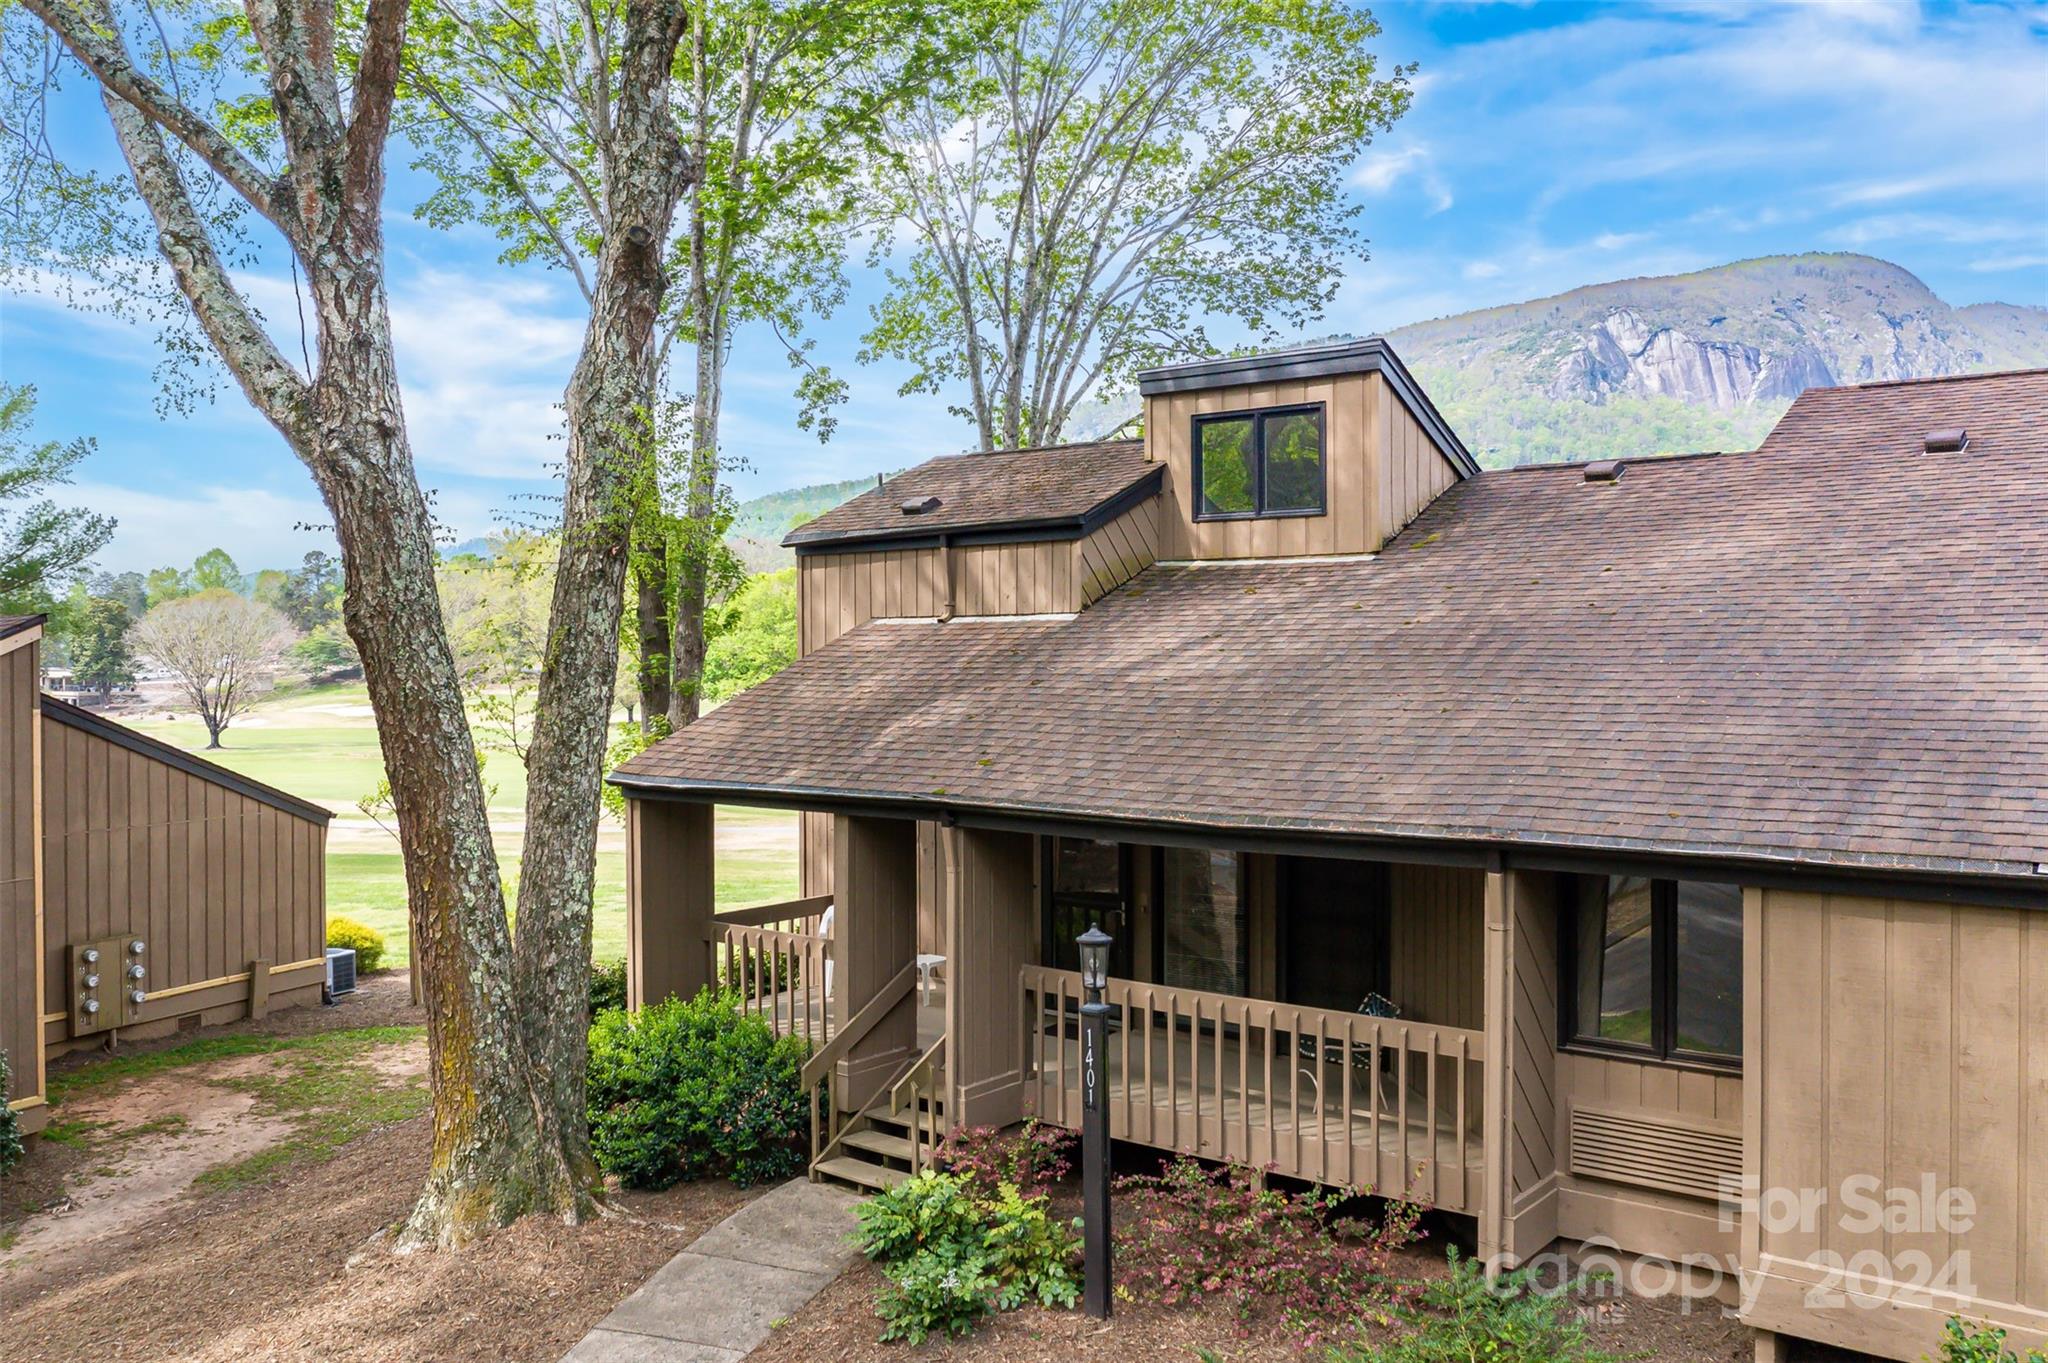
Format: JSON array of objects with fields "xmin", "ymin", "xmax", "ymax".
[
  {"xmin": 889, "ymin": 1034, "xmax": 948, "ymax": 1176},
  {"xmin": 712, "ymin": 894, "xmax": 833, "ymax": 930},
  {"xmin": 888, "ymin": 1034, "xmax": 946, "ymax": 1113},
  {"xmin": 801, "ymin": 962, "xmax": 915, "ymax": 1089}
]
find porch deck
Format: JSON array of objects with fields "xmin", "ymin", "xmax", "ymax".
[{"xmin": 1021, "ymin": 967, "xmax": 1486, "ymax": 1214}]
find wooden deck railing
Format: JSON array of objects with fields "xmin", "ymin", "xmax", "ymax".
[
  {"xmin": 803, "ymin": 962, "xmax": 916, "ymax": 1168},
  {"xmin": 1019, "ymin": 967, "xmax": 1485, "ymax": 1214},
  {"xmin": 888, "ymin": 1034, "xmax": 948, "ymax": 1174},
  {"xmin": 708, "ymin": 895, "xmax": 832, "ymax": 1045}
]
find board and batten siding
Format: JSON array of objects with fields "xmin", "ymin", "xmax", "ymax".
[
  {"xmin": 1142, "ymin": 371, "xmax": 1461, "ymax": 561},
  {"xmin": 1389, "ymin": 864, "xmax": 1485, "ymax": 1031},
  {"xmin": 1743, "ymin": 888, "xmax": 2048, "ymax": 1359},
  {"xmin": 40, "ymin": 707, "xmax": 329, "ymax": 1051},
  {"xmin": 1, "ymin": 630, "xmax": 46, "ymax": 1128}
]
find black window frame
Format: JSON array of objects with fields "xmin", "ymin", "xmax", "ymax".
[
  {"xmin": 1559, "ymin": 875, "xmax": 1743, "ymax": 1074},
  {"xmin": 1190, "ymin": 403, "xmax": 1327, "ymax": 522}
]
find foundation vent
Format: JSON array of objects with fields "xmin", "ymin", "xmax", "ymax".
[{"xmin": 1568, "ymin": 1105, "xmax": 1741, "ymax": 1202}]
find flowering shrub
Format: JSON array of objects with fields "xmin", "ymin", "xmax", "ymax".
[
  {"xmin": 852, "ymin": 1169, "xmax": 1080, "ymax": 1343},
  {"xmin": 325, "ymin": 916, "xmax": 386, "ymax": 973},
  {"xmin": 585, "ymin": 988, "xmax": 808, "ymax": 1188},
  {"xmin": 1113, "ymin": 1156, "xmax": 1423, "ymax": 1347},
  {"xmin": 1346, "ymin": 1247, "xmax": 1625, "ymax": 1363},
  {"xmin": 934, "ymin": 1119, "xmax": 1075, "ymax": 1199}
]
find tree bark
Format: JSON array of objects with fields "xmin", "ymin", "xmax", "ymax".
[
  {"xmin": 28, "ymin": 0, "xmax": 594, "ymax": 1248},
  {"xmin": 668, "ymin": 320, "xmax": 722, "ymax": 728},
  {"xmin": 633, "ymin": 547, "xmax": 673, "ymax": 729},
  {"xmin": 510, "ymin": 0, "xmax": 695, "ymax": 1189}
]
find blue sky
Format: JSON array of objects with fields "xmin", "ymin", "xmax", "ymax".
[{"xmin": 4, "ymin": 0, "xmax": 2045, "ymax": 574}]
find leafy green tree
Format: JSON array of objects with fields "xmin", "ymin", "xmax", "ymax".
[
  {"xmin": 863, "ymin": 0, "xmax": 1412, "ymax": 450},
  {"xmin": 145, "ymin": 566, "xmax": 194, "ymax": 607},
  {"xmin": 702, "ymin": 568, "xmax": 795, "ymax": 703},
  {"xmin": 88, "ymin": 570, "xmax": 148, "ymax": 618},
  {"xmin": 402, "ymin": 0, "xmax": 991, "ymax": 728},
  {"xmin": 259, "ymin": 549, "xmax": 343, "ymax": 631},
  {"xmin": 188, "ymin": 546, "xmax": 243, "ymax": 594},
  {"xmin": 0, "ymin": 383, "xmax": 113, "ymax": 613},
  {"xmin": 4, "ymin": 0, "xmax": 678, "ymax": 1247},
  {"xmin": 66, "ymin": 597, "xmax": 136, "ymax": 699}
]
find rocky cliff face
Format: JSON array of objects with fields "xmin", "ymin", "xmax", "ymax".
[
  {"xmin": 1380, "ymin": 253, "xmax": 2048, "ymax": 464},
  {"xmin": 1395, "ymin": 253, "xmax": 2047, "ymax": 409}
]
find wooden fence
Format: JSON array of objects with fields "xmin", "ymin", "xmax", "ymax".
[{"xmin": 711, "ymin": 895, "xmax": 832, "ymax": 1046}]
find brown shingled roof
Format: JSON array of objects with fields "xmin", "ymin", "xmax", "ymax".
[
  {"xmin": 0, "ymin": 614, "xmax": 46, "ymax": 641},
  {"xmin": 785, "ymin": 439, "xmax": 1154, "ymax": 549},
  {"xmin": 625, "ymin": 369, "xmax": 2048, "ymax": 879}
]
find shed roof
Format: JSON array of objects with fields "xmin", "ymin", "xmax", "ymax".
[
  {"xmin": 784, "ymin": 439, "xmax": 1155, "ymax": 551},
  {"xmin": 42, "ymin": 694, "xmax": 334, "ymax": 824},
  {"xmin": 0, "ymin": 614, "xmax": 46, "ymax": 641},
  {"xmin": 622, "ymin": 369, "xmax": 2048, "ymax": 882}
]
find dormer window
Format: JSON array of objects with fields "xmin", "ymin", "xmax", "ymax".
[{"xmin": 1193, "ymin": 404, "xmax": 1325, "ymax": 520}]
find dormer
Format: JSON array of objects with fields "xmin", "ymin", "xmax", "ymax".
[{"xmin": 1136, "ymin": 338, "xmax": 1476, "ymax": 560}]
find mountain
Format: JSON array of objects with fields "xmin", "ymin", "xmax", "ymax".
[
  {"xmin": 1387, "ymin": 253, "xmax": 2048, "ymax": 466},
  {"xmin": 733, "ymin": 253, "xmax": 2048, "ymax": 562}
]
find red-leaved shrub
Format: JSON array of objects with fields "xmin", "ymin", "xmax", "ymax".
[
  {"xmin": 1113, "ymin": 1157, "xmax": 1424, "ymax": 1347},
  {"xmin": 933, "ymin": 1120, "xmax": 1075, "ymax": 1200}
]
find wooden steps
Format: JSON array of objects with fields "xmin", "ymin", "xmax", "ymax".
[{"xmin": 810, "ymin": 1100, "xmax": 942, "ymax": 1194}]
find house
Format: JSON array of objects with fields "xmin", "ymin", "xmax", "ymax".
[
  {"xmin": 1, "ymin": 616, "xmax": 332, "ymax": 1136},
  {"xmin": 609, "ymin": 344, "xmax": 2048, "ymax": 1362}
]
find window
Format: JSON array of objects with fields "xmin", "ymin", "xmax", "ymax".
[
  {"xmin": 1192, "ymin": 405, "xmax": 1325, "ymax": 520},
  {"xmin": 1565, "ymin": 876, "xmax": 1742, "ymax": 1068},
  {"xmin": 1158, "ymin": 847, "xmax": 1247, "ymax": 995}
]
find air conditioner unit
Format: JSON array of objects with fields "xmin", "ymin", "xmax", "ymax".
[{"xmin": 325, "ymin": 947, "xmax": 358, "ymax": 997}]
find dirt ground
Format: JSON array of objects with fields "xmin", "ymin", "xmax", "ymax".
[{"xmin": 0, "ymin": 971, "xmax": 755, "ymax": 1363}]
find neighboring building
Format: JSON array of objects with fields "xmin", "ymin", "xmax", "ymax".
[
  {"xmin": 1, "ymin": 616, "xmax": 331, "ymax": 1135},
  {"xmin": 611, "ymin": 345, "xmax": 2048, "ymax": 1361}
]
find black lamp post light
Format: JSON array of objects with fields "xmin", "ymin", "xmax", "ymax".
[{"xmin": 1077, "ymin": 922, "xmax": 1114, "ymax": 1320}]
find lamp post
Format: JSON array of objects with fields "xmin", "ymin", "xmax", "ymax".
[{"xmin": 1077, "ymin": 923, "xmax": 1114, "ymax": 1319}]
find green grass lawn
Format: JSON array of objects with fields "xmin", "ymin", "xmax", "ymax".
[{"xmin": 128, "ymin": 681, "xmax": 799, "ymax": 967}]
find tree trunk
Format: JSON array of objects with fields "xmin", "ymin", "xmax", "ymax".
[
  {"xmin": 509, "ymin": 0, "xmax": 695, "ymax": 1198},
  {"xmin": 634, "ymin": 547, "xmax": 673, "ymax": 729},
  {"xmin": 668, "ymin": 323, "xmax": 722, "ymax": 728},
  {"xmin": 49, "ymin": 0, "xmax": 589, "ymax": 1251}
]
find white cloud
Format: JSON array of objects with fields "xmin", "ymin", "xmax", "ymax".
[
  {"xmin": 1592, "ymin": 231, "xmax": 1650, "ymax": 251},
  {"xmin": 1461, "ymin": 260, "xmax": 1502, "ymax": 280},
  {"xmin": 75, "ymin": 482, "xmax": 340, "ymax": 575},
  {"xmin": 1351, "ymin": 144, "xmax": 1453, "ymax": 214},
  {"xmin": 1964, "ymin": 254, "xmax": 2048, "ymax": 275}
]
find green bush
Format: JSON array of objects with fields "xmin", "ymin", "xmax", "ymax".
[
  {"xmin": 326, "ymin": 916, "xmax": 386, "ymax": 973},
  {"xmin": 852, "ymin": 1169, "xmax": 1080, "ymax": 1343},
  {"xmin": 0, "ymin": 1051, "xmax": 23, "ymax": 1176},
  {"xmin": 1929, "ymin": 1318, "xmax": 2048, "ymax": 1363},
  {"xmin": 1345, "ymin": 1247, "xmax": 1625, "ymax": 1363},
  {"xmin": 585, "ymin": 988, "xmax": 808, "ymax": 1189},
  {"xmin": 588, "ymin": 958, "xmax": 628, "ymax": 1019}
]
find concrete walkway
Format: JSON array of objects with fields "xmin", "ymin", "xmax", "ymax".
[{"xmin": 562, "ymin": 1178, "xmax": 865, "ymax": 1363}]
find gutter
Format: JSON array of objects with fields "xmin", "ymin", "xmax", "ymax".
[{"xmin": 604, "ymin": 771, "xmax": 2048, "ymax": 912}]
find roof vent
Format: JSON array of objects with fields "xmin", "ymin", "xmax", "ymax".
[
  {"xmin": 900, "ymin": 494, "xmax": 942, "ymax": 516},
  {"xmin": 1924, "ymin": 428, "xmax": 1968, "ymax": 454},
  {"xmin": 1583, "ymin": 460, "xmax": 1624, "ymax": 483}
]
